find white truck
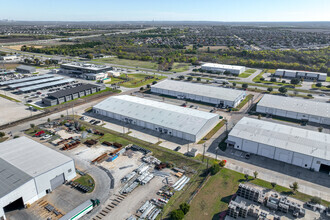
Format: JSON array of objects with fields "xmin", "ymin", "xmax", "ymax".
[{"xmin": 59, "ymin": 199, "xmax": 100, "ymax": 220}]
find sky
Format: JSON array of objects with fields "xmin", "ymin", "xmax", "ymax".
[{"xmin": 1, "ymin": 0, "xmax": 330, "ymax": 22}]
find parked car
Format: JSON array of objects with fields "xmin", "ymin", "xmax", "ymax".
[
  {"xmin": 35, "ymin": 130, "xmax": 45, "ymax": 137},
  {"xmin": 80, "ymin": 116, "xmax": 88, "ymax": 121},
  {"xmin": 27, "ymin": 100, "xmax": 33, "ymax": 103},
  {"xmin": 189, "ymin": 105, "xmax": 194, "ymax": 108},
  {"xmin": 41, "ymin": 134, "xmax": 52, "ymax": 140},
  {"xmin": 174, "ymin": 146, "xmax": 181, "ymax": 151},
  {"xmin": 89, "ymin": 119, "xmax": 96, "ymax": 124}
]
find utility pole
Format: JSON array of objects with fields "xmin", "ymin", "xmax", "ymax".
[
  {"xmin": 202, "ymin": 144, "xmax": 206, "ymax": 162},
  {"xmin": 187, "ymin": 143, "xmax": 190, "ymax": 153}
]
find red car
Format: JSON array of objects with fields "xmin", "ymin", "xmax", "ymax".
[{"xmin": 35, "ymin": 130, "xmax": 45, "ymax": 137}]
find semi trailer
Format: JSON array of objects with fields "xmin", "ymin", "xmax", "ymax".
[{"xmin": 59, "ymin": 199, "xmax": 100, "ymax": 220}]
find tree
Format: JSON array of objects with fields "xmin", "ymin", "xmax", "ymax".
[
  {"xmin": 86, "ymin": 53, "xmax": 94, "ymax": 60},
  {"xmin": 178, "ymin": 75, "xmax": 185, "ymax": 80},
  {"xmin": 30, "ymin": 124, "xmax": 35, "ymax": 131},
  {"xmin": 47, "ymin": 118, "xmax": 51, "ymax": 123},
  {"xmin": 146, "ymin": 84, "xmax": 151, "ymax": 89},
  {"xmin": 270, "ymin": 77, "xmax": 277, "ymax": 82},
  {"xmin": 310, "ymin": 196, "xmax": 322, "ymax": 204},
  {"xmin": 290, "ymin": 78, "xmax": 300, "ymax": 85},
  {"xmin": 290, "ymin": 181, "xmax": 299, "ymax": 193},
  {"xmin": 219, "ymin": 160, "xmax": 226, "ymax": 167},
  {"xmin": 267, "ymin": 87, "xmax": 273, "ymax": 92},
  {"xmin": 242, "ymin": 83, "xmax": 248, "ymax": 89},
  {"xmin": 232, "ymin": 82, "xmax": 236, "ymax": 87},
  {"xmin": 260, "ymin": 77, "xmax": 265, "ymax": 81},
  {"xmin": 258, "ymin": 114, "xmax": 262, "ymax": 119},
  {"xmin": 253, "ymin": 171, "xmax": 258, "ymax": 179},
  {"xmin": 61, "ymin": 114, "xmax": 64, "ymax": 118},
  {"xmin": 318, "ymin": 127, "xmax": 323, "ymax": 132},
  {"xmin": 278, "ymin": 87, "xmax": 287, "ymax": 94},
  {"xmin": 315, "ymin": 82, "xmax": 322, "ymax": 87},
  {"xmin": 223, "ymin": 70, "xmax": 231, "ymax": 75},
  {"xmin": 0, "ymin": 131, "xmax": 5, "ymax": 138},
  {"xmin": 187, "ymin": 76, "xmax": 193, "ymax": 81},
  {"xmin": 271, "ymin": 182, "xmax": 277, "ymax": 188},
  {"xmin": 140, "ymin": 87, "xmax": 144, "ymax": 91},
  {"xmin": 210, "ymin": 163, "xmax": 220, "ymax": 175},
  {"xmin": 244, "ymin": 173, "xmax": 249, "ymax": 181},
  {"xmin": 152, "ymin": 81, "xmax": 157, "ymax": 85},
  {"xmin": 196, "ymin": 77, "xmax": 201, "ymax": 81},
  {"xmin": 179, "ymin": 203, "xmax": 190, "ymax": 215},
  {"xmin": 170, "ymin": 209, "xmax": 184, "ymax": 220}
]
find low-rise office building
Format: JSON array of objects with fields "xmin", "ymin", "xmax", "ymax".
[
  {"xmin": 93, "ymin": 95, "xmax": 220, "ymax": 142},
  {"xmin": 201, "ymin": 63, "xmax": 246, "ymax": 75},
  {"xmin": 16, "ymin": 65, "xmax": 36, "ymax": 74},
  {"xmin": 274, "ymin": 69, "xmax": 327, "ymax": 81},
  {"xmin": 257, "ymin": 94, "xmax": 330, "ymax": 125},
  {"xmin": 151, "ymin": 80, "xmax": 246, "ymax": 108},
  {"xmin": 42, "ymin": 84, "xmax": 105, "ymax": 106},
  {"xmin": 0, "ymin": 55, "xmax": 19, "ymax": 61},
  {"xmin": 227, "ymin": 117, "xmax": 330, "ymax": 173},
  {"xmin": 0, "ymin": 137, "xmax": 76, "ymax": 220},
  {"xmin": 60, "ymin": 62, "xmax": 112, "ymax": 75}
]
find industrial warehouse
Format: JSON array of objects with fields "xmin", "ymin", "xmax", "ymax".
[
  {"xmin": 256, "ymin": 94, "xmax": 330, "ymax": 125},
  {"xmin": 42, "ymin": 83, "xmax": 105, "ymax": 106},
  {"xmin": 93, "ymin": 95, "xmax": 220, "ymax": 142},
  {"xmin": 0, "ymin": 137, "xmax": 76, "ymax": 220},
  {"xmin": 227, "ymin": 117, "xmax": 330, "ymax": 173},
  {"xmin": 274, "ymin": 69, "xmax": 327, "ymax": 81},
  {"xmin": 151, "ymin": 80, "xmax": 246, "ymax": 108},
  {"xmin": 15, "ymin": 65, "xmax": 36, "ymax": 74},
  {"xmin": 201, "ymin": 63, "xmax": 246, "ymax": 75}
]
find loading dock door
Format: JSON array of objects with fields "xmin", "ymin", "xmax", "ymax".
[
  {"xmin": 319, "ymin": 164, "xmax": 330, "ymax": 174},
  {"xmin": 50, "ymin": 173, "xmax": 65, "ymax": 190}
]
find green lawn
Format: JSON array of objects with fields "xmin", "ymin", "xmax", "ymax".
[
  {"xmin": 120, "ymin": 74, "xmax": 166, "ymax": 88},
  {"xmin": 245, "ymin": 69, "xmax": 257, "ymax": 74},
  {"xmin": 232, "ymin": 94, "xmax": 254, "ymax": 111},
  {"xmin": 185, "ymin": 168, "xmax": 330, "ymax": 220},
  {"xmin": 93, "ymin": 57, "xmax": 159, "ymax": 70},
  {"xmin": 198, "ymin": 120, "xmax": 226, "ymax": 144},
  {"xmin": 327, "ymin": 76, "xmax": 330, "ymax": 82},
  {"xmin": 73, "ymin": 174, "xmax": 95, "ymax": 193},
  {"xmin": 0, "ymin": 94, "xmax": 21, "ymax": 102},
  {"xmin": 171, "ymin": 62, "xmax": 190, "ymax": 72},
  {"xmin": 311, "ymin": 84, "xmax": 330, "ymax": 90},
  {"xmin": 239, "ymin": 69, "xmax": 257, "ymax": 78},
  {"xmin": 99, "ymin": 133, "xmax": 131, "ymax": 147}
]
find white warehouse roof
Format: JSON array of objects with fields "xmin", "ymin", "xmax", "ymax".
[
  {"xmin": 152, "ymin": 80, "xmax": 245, "ymax": 102},
  {"xmin": 229, "ymin": 117, "xmax": 330, "ymax": 161},
  {"xmin": 201, "ymin": 63, "xmax": 245, "ymax": 71},
  {"xmin": 0, "ymin": 137, "xmax": 73, "ymax": 177},
  {"xmin": 93, "ymin": 95, "xmax": 219, "ymax": 135},
  {"xmin": 258, "ymin": 94, "xmax": 330, "ymax": 119},
  {"xmin": 276, "ymin": 69, "xmax": 327, "ymax": 76}
]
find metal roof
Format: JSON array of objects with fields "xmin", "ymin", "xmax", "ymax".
[
  {"xmin": 48, "ymin": 84, "xmax": 100, "ymax": 99},
  {"xmin": 229, "ymin": 117, "xmax": 330, "ymax": 161},
  {"xmin": 0, "ymin": 158, "xmax": 33, "ymax": 199},
  {"xmin": 0, "ymin": 74, "xmax": 54, "ymax": 86},
  {"xmin": 16, "ymin": 65, "xmax": 36, "ymax": 71},
  {"xmin": 94, "ymin": 95, "xmax": 219, "ymax": 135},
  {"xmin": 19, "ymin": 78, "xmax": 75, "ymax": 92},
  {"xmin": 152, "ymin": 80, "xmax": 245, "ymax": 102},
  {"xmin": 61, "ymin": 62, "xmax": 111, "ymax": 71},
  {"xmin": 201, "ymin": 63, "xmax": 245, "ymax": 71},
  {"xmin": 0, "ymin": 137, "xmax": 73, "ymax": 177},
  {"xmin": 276, "ymin": 69, "xmax": 327, "ymax": 76},
  {"xmin": 258, "ymin": 94, "xmax": 330, "ymax": 119},
  {"xmin": 8, "ymin": 76, "xmax": 64, "ymax": 89}
]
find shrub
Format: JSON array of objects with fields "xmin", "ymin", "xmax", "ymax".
[
  {"xmin": 271, "ymin": 182, "xmax": 277, "ymax": 188},
  {"xmin": 310, "ymin": 196, "xmax": 322, "ymax": 204},
  {"xmin": 179, "ymin": 203, "xmax": 190, "ymax": 215},
  {"xmin": 0, "ymin": 131, "xmax": 5, "ymax": 138},
  {"xmin": 219, "ymin": 160, "xmax": 226, "ymax": 167},
  {"xmin": 270, "ymin": 77, "xmax": 277, "ymax": 82},
  {"xmin": 152, "ymin": 81, "xmax": 157, "ymax": 85},
  {"xmin": 196, "ymin": 77, "xmax": 201, "ymax": 81},
  {"xmin": 315, "ymin": 82, "xmax": 322, "ymax": 87},
  {"xmin": 242, "ymin": 83, "xmax": 248, "ymax": 89},
  {"xmin": 290, "ymin": 78, "xmax": 300, "ymax": 85},
  {"xmin": 170, "ymin": 209, "xmax": 184, "ymax": 220},
  {"xmin": 260, "ymin": 77, "xmax": 265, "ymax": 81},
  {"xmin": 267, "ymin": 87, "xmax": 273, "ymax": 92},
  {"xmin": 210, "ymin": 163, "xmax": 220, "ymax": 175},
  {"xmin": 278, "ymin": 87, "xmax": 287, "ymax": 94},
  {"xmin": 187, "ymin": 76, "xmax": 193, "ymax": 81}
]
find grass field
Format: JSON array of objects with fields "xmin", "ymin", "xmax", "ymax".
[
  {"xmin": 327, "ymin": 76, "xmax": 330, "ymax": 82},
  {"xmin": 0, "ymin": 94, "xmax": 21, "ymax": 102},
  {"xmin": 119, "ymin": 74, "xmax": 166, "ymax": 88},
  {"xmin": 185, "ymin": 168, "xmax": 330, "ymax": 220},
  {"xmin": 198, "ymin": 120, "xmax": 226, "ymax": 144},
  {"xmin": 99, "ymin": 133, "xmax": 131, "ymax": 146},
  {"xmin": 0, "ymin": 63, "xmax": 20, "ymax": 69},
  {"xmin": 197, "ymin": 46, "xmax": 228, "ymax": 51},
  {"xmin": 73, "ymin": 174, "xmax": 95, "ymax": 193},
  {"xmin": 171, "ymin": 62, "xmax": 190, "ymax": 72},
  {"xmin": 239, "ymin": 69, "xmax": 257, "ymax": 78},
  {"xmin": 93, "ymin": 57, "xmax": 159, "ymax": 70}
]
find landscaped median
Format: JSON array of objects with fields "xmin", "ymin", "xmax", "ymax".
[
  {"xmin": 198, "ymin": 120, "xmax": 227, "ymax": 144},
  {"xmin": 0, "ymin": 94, "xmax": 21, "ymax": 102}
]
